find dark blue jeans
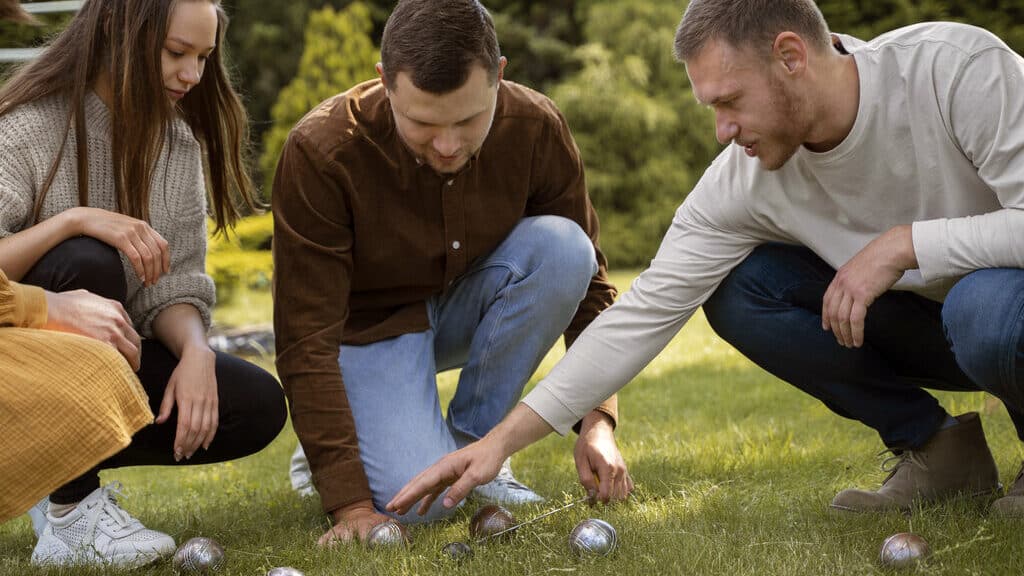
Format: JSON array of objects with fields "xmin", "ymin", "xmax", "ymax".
[{"xmin": 703, "ymin": 243, "xmax": 1024, "ymax": 450}]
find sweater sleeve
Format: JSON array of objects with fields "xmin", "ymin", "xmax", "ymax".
[
  {"xmin": 127, "ymin": 134, "xmax": 215, "ymax": 337},
  {"xmin": 0, "ymin": 268, "xmax": 47, "ymax": 328},
  {"xmin": 523, "ymin": 182, "xmax": 761, "ymax": 434},
  {"xmin": 913, "ymin": 46, "xmax": 1024, "ymax": 282},
  {"xmin": 0, "ymin": 108, "xmax": 46, "ymax": 239}
]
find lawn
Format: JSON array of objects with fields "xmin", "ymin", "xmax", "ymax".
[{"xmin": 2, "ymin": 270, "xmax": 1024, "ymax": 575}]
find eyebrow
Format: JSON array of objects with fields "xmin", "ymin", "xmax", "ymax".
[
  {"xmin": 167, "ymin": 37, "xmax": 216, "ymax": 52},
  {"xmin": 701, "ymin": 91, "xmax": 739, "ymax": 107},
  {"xmin": 407, "ymin": 109, "xmax": 484, "ymax": 126}
]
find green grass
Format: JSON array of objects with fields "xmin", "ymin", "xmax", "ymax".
[{"xmin": 4, "ymin": 270, "xmax": 1024, "ymax": 575}]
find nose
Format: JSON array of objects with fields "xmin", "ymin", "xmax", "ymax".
[
  {"xmin": 715, "ymin": 112, "xmax": 739, "ymax": 145},
  {"xmin": 432, "ymin": 128, "xmax": 460, "ymax": 157},
  {"xmin": 178, "ymin": 59, "xmax": 201, "ymax": 87}
]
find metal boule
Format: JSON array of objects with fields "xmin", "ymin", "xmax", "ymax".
[
  {"xmin": 266, "ymin": 568, "xmax": 305, "ymax": 576},
  {"xmin": 469, "ymin": 504, "xmax": 517, "ymax": 540},
  {"xmin": 440, "ymin": 541, "xmax": 474, "ymax": 561},
  {"xmin": 879, "ymin": 532, "xmax": 931, "ymax": 568},
  {"xmin": 172, "ymin": 537, "xmax": 226, "ymax": 573},
  {"xmin": 366, "ymin": 520, "xmax": 411, "ymax": 548},
  {"xmin": 568, "ymin": 518, "xmax": 617, "ymax": 557}
]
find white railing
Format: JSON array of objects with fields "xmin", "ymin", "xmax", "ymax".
[{"xmin": 0, "ymin": 1, "xmax": 84, "ymax": 63}]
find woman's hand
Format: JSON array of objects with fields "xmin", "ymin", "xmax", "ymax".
[
  {"xmin": 155, "ymin": 343, "xmax": 218, "ymax": 461},
  {"xmin": 71, "ymin": 207, "xmax": 170, "ymax": 287},
  {"xmin": 44, "ymin": 288, "xmax": 141, "ymax": 370}
]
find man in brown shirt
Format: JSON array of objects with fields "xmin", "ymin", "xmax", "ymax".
[{"xmin": 272, "ymin": 0, "xmax": 633, "ymax": 544}]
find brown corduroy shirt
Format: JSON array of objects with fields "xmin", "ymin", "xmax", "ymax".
[{"xmin": 272, "ymin": 78, "xmax": 618, "ymax": 515}]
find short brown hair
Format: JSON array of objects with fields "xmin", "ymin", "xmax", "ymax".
[
  {"xmin": 674, "ymin": 0, "xmax": 830, "ymax": 62},
  {"xmin": 381, "ymin": 0, "xmax": 501, "ymax": 94},
  {"xmin": 0, "ymin": 0, "xmax": 39, "ymax": 24}
]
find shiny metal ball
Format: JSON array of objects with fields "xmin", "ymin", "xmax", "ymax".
[
  {"xmin": 879, "ymin": 532, "xmax": 931, "ymax": 568},
  {"xmin": 568, "ymin": 518, "xmax": 617, "ymax": 557},
  {"xmin": 366, "ymin": 520, "xmax": 411, "ymax": 548},
  {"xmin": 441, "ymin": 541, "xmax": 474, "ymax": 561},
  {"xmin": 172, "ymin": 537, "xmax": 226, "ymax": 573},
  {"xmin": 469, "ymin": 504, "xmax": 516, "ymax": 539},
  {"xmin": 266, "ymin": 568, "xmax": 305, "ymax": 576}
]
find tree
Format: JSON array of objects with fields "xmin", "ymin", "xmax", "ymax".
[
  {"xmin": 551, "ymin": 0, "xmax": 718, "ymax": 268},
  {"xmin": 258, "ymin": 2, "xmax": 379, "ymax": 194}
]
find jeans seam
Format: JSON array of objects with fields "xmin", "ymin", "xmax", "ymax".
[
  {"xmin": 1001, "ymin": 286, "xmax": 1024, "ymax": 402},
  {"xmin": 447, "ymin": 260, "xmax": 525, "ymax": 435}
]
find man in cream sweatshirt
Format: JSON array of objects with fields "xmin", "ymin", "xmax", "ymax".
[{"xmin": 387, "ymin": 0, "xmax": 1024, "ymax": 517}]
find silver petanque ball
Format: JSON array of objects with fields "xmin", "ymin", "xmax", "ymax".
[
  {"xmin": 568, "ymin": 518, "xmax": 617, "ymax": 557},
  {"xmin": 266, "ymin": 568, "xmax": 305, "ymax": 576},
  {"xmin": 172, "ymin": 537, "xmax": 226, "ymax": 573},
  {"xmin": 366, "ymin": 520, "xmax": 411, "ymax": 549},
  {"xmin": 441, "ymin": 541, "xmax": 474, "ymax": 561},
  {"xmin": 879, "ymin": 533, "xmax": 931, "ymax": 568}
]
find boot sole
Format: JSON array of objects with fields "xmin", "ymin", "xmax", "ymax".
[{"xmin": 827, "ymin": 483, "xmax": 1003, "ymax": 515}]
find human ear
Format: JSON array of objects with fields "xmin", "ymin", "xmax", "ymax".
[{"xmin": 773, "ymin": 32, "xmax": 806, "ymax": 74}]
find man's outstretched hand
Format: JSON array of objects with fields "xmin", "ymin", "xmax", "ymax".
[
  {"xmin": 386, "ymin": 438, "xmax": 506, "ymax": 516},
  {"xmin": 319, "ymin": 499, "xmax": 395, "ymax": 546}
]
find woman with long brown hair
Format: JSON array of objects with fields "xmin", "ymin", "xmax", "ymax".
[{"xmin": 0, "ymin": 0, "xmax": 286, "ymax": 567}]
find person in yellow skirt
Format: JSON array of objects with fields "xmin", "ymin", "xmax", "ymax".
[
  {"xmin": 0, "ymin": 268, "xmax": 152, "ymax": 523},
  {"xmin": 0, "ymin": 0, "xmax": 286, "ymax": 568}
]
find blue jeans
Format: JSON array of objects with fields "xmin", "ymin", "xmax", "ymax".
[
  {"xmin": 703, "ymin": 243, "xmax": 1024, "ymax": 450},
  {"xmin": 340, "ymin": 216, "xmax": 597, "ymax": 523}
]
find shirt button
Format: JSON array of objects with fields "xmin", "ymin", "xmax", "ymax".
[
  {"xmin": 452, "ymin": 241, "xmax": 461, "ymax": 250},
  {"xmin": 447, "ymin": 179, "xmax": 454, "ymax": 186}
]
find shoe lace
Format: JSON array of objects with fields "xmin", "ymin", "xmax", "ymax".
[
  {"xmin": 879, "ymin": 449, "xmax": 928, "ymax": 483},
  {"xmin": 94, "ymin": 482, "xmax": 137, "ymax": 532}
]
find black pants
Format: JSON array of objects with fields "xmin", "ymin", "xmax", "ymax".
[{"xmin": 23, "ymin": 237, "xmax": 287, "ymax": 504}]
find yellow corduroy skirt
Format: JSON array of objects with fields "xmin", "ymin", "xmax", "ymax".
[{"xmin": 0, "ymin": 328, "xmax": 152, "ymax": 522}]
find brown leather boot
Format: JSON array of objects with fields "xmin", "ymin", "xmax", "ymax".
[
  {"xmin": 991, "ymin": 462, "xmax": 1024, "ymax": 517},
  {"xmin": 830, "ymin": 412, "xmax": 1001, "ymax": 513}
]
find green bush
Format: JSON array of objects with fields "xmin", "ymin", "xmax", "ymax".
[
  {"xmin": 259, "ymin": 3, "xmax": 379, "ymax": 195},
  {"xmin": 207, "ymin": 213, "xmax": 275, "ymax": 303},
  {"xmin": 207, "ymin": 249, "xmax": 273, "ymax": 305}
]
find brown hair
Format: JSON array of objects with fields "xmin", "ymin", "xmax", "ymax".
[
  {"xmin": 0, "ymin": 0, "xmax": 258, "ymax": 235},
  {"xmin": 0, "ymin": 0, "xmax": 38, "ymax": 24},
  {"xmin": 674, "ymin": 0, "xmax": 831, "ymax": 62},
  {"xmin": 380, "ymin": 0, "xmax": 501, "ymax": 94}
]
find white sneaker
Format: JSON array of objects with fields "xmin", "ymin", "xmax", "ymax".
[
  {"xmin": 471, "ymin": 458, "xmax": 545, "ymax": 505},
  {"xmin": 289, "ymin": 443, "xmax": 317, "ymax": 497},
  {"xmin": 27, "ymin": 497, "xmax": 48, "ymax": 538},
  {"xmin": 30, "ymin": 482, "xmax": 176, "ymax": 568}
]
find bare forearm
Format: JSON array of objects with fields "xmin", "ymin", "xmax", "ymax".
[
  {"xmin": 486, "ymin": 402, "xmax": 556, "ymax": 457},
  {"xmin": 0, "ymin": 209, "xmax": 82, "ymax": 281},
  {"xmin": 151, "ymin": 303, "xmax": 209, "ymax": 358},
  {"xmin": 885, "ymin": 224, "xmax": 918, "ymax": 271}
]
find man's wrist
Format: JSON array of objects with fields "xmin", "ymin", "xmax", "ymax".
[
  {"xmin": 330, "ymin": 499, "xmax": 376, "ymax": 524},
  {"xmin": 580, "ymin": 409, "xmax": 615, "ymax": 433},
  {"xmin": 889, "ymin": 224, "xmax": 918, "ymax": 270}
]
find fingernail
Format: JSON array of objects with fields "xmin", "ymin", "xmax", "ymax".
[
  {"xmin": 443, "ymin": 497, "xmax": 454, "ymax": 508},
  {"xmin": 174, "ymin": 450, "xmax": 183, "ymax": 462}
]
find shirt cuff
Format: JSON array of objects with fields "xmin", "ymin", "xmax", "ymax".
[
  {"xmin": 522, "ymin": 384, "xmax": 581, "ymax": 436},
  {"xmin": 912, "ymin": 219, "xmax": 949, "ymax": 284}
]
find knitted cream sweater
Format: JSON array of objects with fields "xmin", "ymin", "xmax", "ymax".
[{"xmin": 0, "ymin": 91, "xmax": 214, "ymax": 336}]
